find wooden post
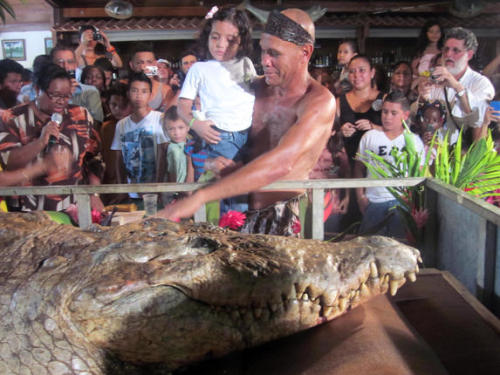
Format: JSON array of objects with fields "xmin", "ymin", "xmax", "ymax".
[
  {"xmin": 75, "ymin": 194, "xmax": 91, "ymax": 229},
  {"xmin": 311, "ymin": 189, "xmax": 324, "ymax": 240}
]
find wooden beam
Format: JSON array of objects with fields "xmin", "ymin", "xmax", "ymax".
[{"xmin": 62, "ymin": 6, "xmax": 208, "ymax": 18}]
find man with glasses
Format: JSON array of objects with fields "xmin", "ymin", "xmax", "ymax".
[
  {"xmin": 415, "ymin": 27, "xmax": 494, "ymax": 141},
  {"xmin": 0, "ymin": 59, "xmax": 24, "ymax": 110},
  {"xmin": 50, "ymin": 44, "xmax": 104, "ymax": 124}
]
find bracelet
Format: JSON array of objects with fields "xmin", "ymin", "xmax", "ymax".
[
  {"xmin": 188, "ymin": 118, "xmax": 196, "ymax": 128},
  {"xmin": 107, "ymin": 46, "xmax": 116, "ymax": 53}
]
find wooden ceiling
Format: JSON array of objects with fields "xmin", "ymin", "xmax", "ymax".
[{"xmin": 45, "ymin": 1, "xmax": 500, "ymax": 19}]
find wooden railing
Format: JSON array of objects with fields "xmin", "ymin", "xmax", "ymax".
[{"xmin": 0, "ymin": 177, "xmax": 426, "ymax": 239}]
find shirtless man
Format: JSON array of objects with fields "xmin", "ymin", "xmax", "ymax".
[{"xmin": 157, "ymin": 9, "xmax": 336, "ymax": 235}]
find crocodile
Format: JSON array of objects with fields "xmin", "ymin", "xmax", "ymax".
[{"xmin": 0, "ymin": 211, "xmax": 420, "ymax": 374}]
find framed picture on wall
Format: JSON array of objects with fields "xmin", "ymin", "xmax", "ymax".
[
  {"xmin": 1, "ymin": 39, "xmax": 26, "ymax": 61},
  {"xmin": 44, "ymin": 38, "xmax": 54, "ymax": 55}
]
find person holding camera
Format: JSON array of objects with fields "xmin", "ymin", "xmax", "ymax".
[
  {"xmin": 412, "ymin": 27, "xmax": 494, "ymax": 141},
  {"xmin": 50, "ymin": 44, "xmax": 104, "ymax": 123},
  {"xmin": 128, "ymin": 43, "xmax": 172, "ymax": 111},
  {"xmin": 75, "ymin": 26, "xmax": 123, "ymax": 70}
]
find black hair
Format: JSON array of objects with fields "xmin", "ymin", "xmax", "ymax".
[
  {"xmin": 417, "ymin": 100, "xmax": 446, "ymax": 124},
  {"xmin": 79, "ymin": 25, "xmax": 95, "ymax": 38},
  {"xmin": 94, "ymin": 57, "xmax": 114, "ymax": 72},
  {"xmin": 107, "ymin": 82, "xmax": 128, "ymax": 101},
  {"xmin": 94, "ymin": 43, "xmax": 107, "ymax": 56},
  {"xmin": 348, "ymin": 54, "xmax": 372, "ymax": 69},
  {"xmin": 383, "ymin": 90, "xmax": 410, "ymax": 112},
  {"xmin": 196, "ymin": 7, "xmax": 252, "ymax": 61},
  {"xmin": 33, "ymin": 55, "xmax": 51, "ymax": 75},
  {"xmin": 130, "ymin": 42, "xmax": 155, "ymax": 59},
  {"xmin": 0, "ymin": 59, "xmax": 24, "ymax": 84},
  {"xmin": 80, "ymin": 65, "xmax": 105, "ymax": 87},
  {"xmin": 35, "ymin": 63, "xmax": 71, "ymax": 92},
  {"xmin": 348, "ymin": 55, "xmax": 377, "ymax": 88},
  {"xmin": 338, "ymin": 39, "xmax": 358, "ymax": 54},
  {"xmin": 415, "ymin": 20, "xmax": 444, "ymax": 57},
  {"xmin": 49, "ymin": 43, "xmax": 76, "ymax": 62},
  {"xmin": 164, "ymin": 106, "xmax": 181, "ymax": 122},
  {"xmin": 391, "ymin": 61, "xmax": 412, "ymax": 74},
  {"xmin": 127, "ymin": 72, "xmax": 152, "ymax": 92},
  {"xmin": 22, "ymin": 68, "xmax": 32, "ymax": 82},
  {"xmin": 180, "ymin": 47, "xmax": 197, "ymax": 60}
]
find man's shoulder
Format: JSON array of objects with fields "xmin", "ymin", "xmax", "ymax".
[{"xmin": 464, "ymin": 67, "xmax": 493, "ymax": 86}]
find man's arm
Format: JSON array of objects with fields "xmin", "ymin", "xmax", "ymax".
[{"xmin": 157, "ymin": 87, "xmax": 336, "ymax": 219}]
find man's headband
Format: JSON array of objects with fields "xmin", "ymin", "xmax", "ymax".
[{"xmin": 264, "ymin": 10, "xmax": 314, "ymax": 46}]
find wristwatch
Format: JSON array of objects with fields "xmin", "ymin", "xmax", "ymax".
[{"xmin": 456, "ymin": 88, "xmax": 466, "ymax": 97}]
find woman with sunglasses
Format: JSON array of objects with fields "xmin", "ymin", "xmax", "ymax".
[{"xmin": 0, "ymin": 63, "xmax": 104, "ymax": 212}]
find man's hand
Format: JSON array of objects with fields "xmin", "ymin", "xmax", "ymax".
[
  {"xmin": 44, "ymin": 146, "xmax": 72, "ymax": 177},
  {"xmin": 432, "ymin": 66, "xmax": 461, "ymax": 91},
  {"xmin": 155, "ymin": 192, "xmax": 205, "ymax": 221},
  {"xmin": 191, "ymin": 120, "xmax": 221, "ymax": 144},
  {"xmin": 340, "ymin": 122, "xmax": 356, "ymax": 137}
]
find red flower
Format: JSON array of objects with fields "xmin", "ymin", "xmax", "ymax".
[
  {"xmin": 91, "ymin": 209, "xmax": 103, "ymax": 224},
  {"xmin": 292, "ymin": 218, "xmax": 301, "ymax": 234},
  {"xmin": 219, "ymin": 210, "xmax": 246, "ymax": 230},
  {"xmin": 411, "ymin": 208, "xmax": 429, "ymax": 229}
]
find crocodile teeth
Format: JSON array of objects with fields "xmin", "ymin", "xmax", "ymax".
[
  {"xmin": 338, "ymin": 297, "xmax": 348, "ymax": 312},
  {"xmin": 323, "ymin": 306, "xmax": 333, "ymax": 317},
  {"xmin": 407, "ymin": 272, "xmax": 417, "ymax": 282},
  {"xmin": 360, "ymin": 282, "xmax": 370, "ymax": 297},
  {"xmin": 389, "ymin": 280, "xmax": 399, "ymax": 296},
  {"xmin": 416, "ymin": 264, "xmax": 420, "ymax": 273},
  {"xmin": 370, "ymin": 261, "xmax": 378, "ymax": 278},
  {"xmin": 322, "ymin": 291, "xmax": 337, "ymax": 306},
  {"xmin": 301, "ymin": 292, "xmax": 309, "ymax": 301}
]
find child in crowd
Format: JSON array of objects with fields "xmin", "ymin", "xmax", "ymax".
[
  {"xmin": 334, "ymin": 39, "xmax": 358, "ymax": 95},
  {"xmin": 158, "ymin": 106, "xmax": 191, "ymax": 184},
  {"xmin": 178, "ymin": 6, "xmax": 256, "ymax": 166},
  {"xmin": 178, "ymin": 6, "xmax": 256, "ymax": 213},
  {"xmin": 111, "ymin": 73, "xmax": 168, "ymax": 200},
  {"xmin": 100, "ymin": 83, "xmax": 131, "ymax": 204},
  {"xmin": 354, "ymin": 91, "xmax": 424, "ymax": 238},
  {"xmin": 415, "ymin": 99, "xmax": 457, "ymax": 148}
]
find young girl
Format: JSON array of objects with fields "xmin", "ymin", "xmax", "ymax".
[
  {"xmin": 178, "ymin": 6, "xmax": 256, "ymax": 165},
  {"xmin": 334, "ymin": 39, "xmax": 358, "ymax": 95}
]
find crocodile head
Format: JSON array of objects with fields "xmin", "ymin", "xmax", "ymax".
[{"xmin": 0, "ymin": 212, "xmax": 420, "ymax": 374}]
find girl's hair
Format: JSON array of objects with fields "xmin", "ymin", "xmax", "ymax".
[
  {"xmin": 391, "ymin": 60, "xmax": 412, "ymax": 74},
  {"xmin": 196, "ymin": 7, "xmax": 253, "ymax": 61},
  {"xmin": 415, "ymin": 20, "xmax": 444, "ymax": 57},
  {"xmin": 338, "ymin": 39, "xmax": 358, "ymax": 54},
  {"xmin": 80, "ymin": 65, "xmax": 105, "ymax": 87},
  {"xmin": 417, "ymin": 100, "xmax": 446, "ymax": 124},
  {"xmin": 35, "ymin": 63, "xmax": 71, "ymax": 92}
]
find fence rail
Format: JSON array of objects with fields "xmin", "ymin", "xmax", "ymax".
[{"xmin": 0, "ymin": 178, "xmax": 426, "ymax": 239}]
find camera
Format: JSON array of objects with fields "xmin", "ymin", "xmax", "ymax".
[
  {"xmin": 144, "ymin": 66, "xmax": 158, "ymax": 77},
  {"xmin": 68, "ymin": 70, "xmax": 76, "ymax": 79},
  {"xmin": 93, "ymin": 27, "xmax": 103, "ymax": 41}
]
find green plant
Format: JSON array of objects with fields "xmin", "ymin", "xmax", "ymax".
[
  {"xmin": 359, "ymin": 122, "xmax": 500, "ymax": 245},
  {"xmin": 0, "ymin": 0, "xmax": 15, "ymax": 23}
]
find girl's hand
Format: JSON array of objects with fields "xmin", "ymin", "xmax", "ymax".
[
  {"xmin": 355, "ymin": 119, "xmax": 373, "ymax": 131},
  {"xmin": 340, "ymin": 122, "xmax": 356, "ymax": 137},
  {"xmin": 486, "ymin": 105, "xmax": 500, "ymax": 124},
  {"xmin": 192, "ymin": 120, "xmax": 221, "ymax": 144}
]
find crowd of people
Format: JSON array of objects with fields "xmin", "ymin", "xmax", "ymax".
[{"xmin": 0, "ymin": 9, "xmax": 498, "ymax": 239}]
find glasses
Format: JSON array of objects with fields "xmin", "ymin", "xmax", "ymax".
[
  {"xmin": 443, "ymin": 46, "xmax": 467, "ymax": 55},
  {"xmin": 45, "ymin": 91, "xmax": 72, "ymax": 101}
]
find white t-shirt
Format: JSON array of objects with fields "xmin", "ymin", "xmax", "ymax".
[
  {"xmin": 428, "ymin": 67, "xmax": 494, "ymax": 130},
  {"xmin": 358, "ymin": 129, "xmax": 424, "ymax": 203},
  {"xmin": 180, "ymin": 58, "xmax": 256, "ymax": 132},
  {"xmin": 111, "ymin": 110, "xmax": 168, "ymax": 184}
]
